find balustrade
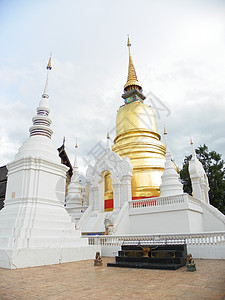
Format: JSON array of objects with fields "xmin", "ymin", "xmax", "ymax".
[
  {"xmin": 129, "ymin": 194, "xmax": 186, "ymax": 209},
  {"xmin": 87, "ymin": 232, "xmax": 225, "ymax": 247}
]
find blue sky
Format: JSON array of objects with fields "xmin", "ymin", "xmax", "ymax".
[{"xmin": 0, "ymin": 0, "xmax": 225, "ymax": 174}]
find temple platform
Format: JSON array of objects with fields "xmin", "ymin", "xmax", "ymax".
[{"xmin": 107, "ymin": 244, "xmax": 187, "ymax": 270}]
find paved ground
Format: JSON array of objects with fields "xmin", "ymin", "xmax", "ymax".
[{"xmin": 0, "ymin": 258, "xmax": 225, "ymax": 300}]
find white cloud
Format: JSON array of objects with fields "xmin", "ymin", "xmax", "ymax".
[{"xmin": 0, "ymin": 0, "xmax": 225, "ymax": 173}]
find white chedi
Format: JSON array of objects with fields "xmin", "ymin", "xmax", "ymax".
[
  {"xmin": 189, "ymin": 143, "xmax": 210, "ymax": 204},
  {"xmin": 160, "ymin": 146, "xmax": 184, "ymax": 197},
  {"xmin": 0, "ymin": 57, "xmax": 99, "ymax": 269},
  {"xmin": 65, "ymin": 143, "xmax": 85, "ymax": 222}
]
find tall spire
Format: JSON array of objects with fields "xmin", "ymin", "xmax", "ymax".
[
  {"xmin": 124, "ymin": 36, "xmax": 142, "ymax": 92},
  {"xmin": 65, "ymin": 138, "xmax": 84, "ymax": 216},
  {"xmin": 164, "ymin": 122, "xmax": 168, "ymax": 148},
  {"xmin": 29, "ymin": 54, "xmax": 53, "ymax": 139},
  {"xmin": 164, "ymin": 123, "xmax": 167, "ymax": 135},
  {"xmin": 42, "ymin": 53, "xmax": 52, "ymax": 99},
  {"xmin": 122, "ymin": 36, "xmax": 145, "ymax": 103},
  {"xmin": 190, "ymin": 137, "xmax": 196, "ymax": 159},
  {"xmin": 106, "ymin": 130, "xmax": 111, "ymax": 150},
  {"xmin": 189, "ymin": 138, "xmax": 210, "ymax": 203},
  {"xmin": 73, "ymin": 138, "xmax": 78, "ymax": 174}
]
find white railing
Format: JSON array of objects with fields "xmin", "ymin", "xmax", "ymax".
[
  {"xmin": 87, "ymin": 231, "xmax": 225, "ymax": 247},
  {"xmin": 129, "ymin": 194, "xmax": 186, "ymax": 209}
]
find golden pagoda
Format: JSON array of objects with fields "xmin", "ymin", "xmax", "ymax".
[{"xmin": 104, "ymin": 37, "xmax": 166, "ymax": 205}]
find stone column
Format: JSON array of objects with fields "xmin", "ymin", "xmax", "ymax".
[
  {"xmin": 87, "ymin": 185, "xmax": 93, "ymax": 206},
  {"xmin": 121, "ymin": 175, "xmax": 132, "ymax": 205},
  {"xmin": 93, "ymin": 186, "xmax": 99, "ymax": 211},
  {"xmin": 112, "ymin": 183, "xmax": 121, "ymax": 210},
  {"xmin": 98, "ymin": 178, "xmax": 104, "ymax": 213}
]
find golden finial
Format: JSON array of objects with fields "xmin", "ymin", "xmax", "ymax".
[
  {"xmin": 47, "ymin": 52, "xmax": 52, "ymax": 70},
  {"xmin": 106, "ymin": 130, "xmax": 110, "ymax": 149},
  {"xmin": 190, "ymin": 137, "xmax": 196, "ymax": 158},
  {"xmin": 127, "ymin": 35, "xmax": 131, "ymax": 53},
  {"xmin": 75, "ymin": 137, "xmax": 78, "ymax": 148},
  {"xmin": 164, "ymin": 122, "xmax": 167, "ymax": 135},
  {"xmin": 124, "ymin": 36, "xmax": 142, "ymax": 91}
]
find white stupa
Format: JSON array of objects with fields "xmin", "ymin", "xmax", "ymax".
[
  {"xmin": 160, "ymin": 128, "xmax": 184, "ymax": 197},
  {"xmin": 189, "ymin": 139, "xmax": 210, "ymax": 204},
  {"xmin": 0, "ymin": 56, "xmax": 99, "ymax": 269},
  {"xmin": 65, "ymin": 140, "xmax": 87, "ymax": 223}
]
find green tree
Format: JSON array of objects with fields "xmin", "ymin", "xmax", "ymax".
[{"xmin": 180, "ymin": 144, "xmax": 225, "ymax": 214}]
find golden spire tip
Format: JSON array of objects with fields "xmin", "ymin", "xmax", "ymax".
[
  {"xmin": 127, "ymin": 34, "xmax": 131, "ymax": 48},
  {"xmin": 47, "ymin": 53, "xmax": 52, "ymax": 70},
  {"xmin": 107, "ymin": 130, "xmax": 110, "ymax": 139},
  {"xmin": 124, "ymin": 35, "xmax": 142, "ymax": 91},
  {"xmin": 190, "ymin": 137, "xmax": 193, "ymax": 145},
  {"xmin": 75, "ymin": 137, "xmax": 78, "ymax": 148},
  {"xmin": 164, "ymin": 122, "xmax": 167, "ymax": 135}
]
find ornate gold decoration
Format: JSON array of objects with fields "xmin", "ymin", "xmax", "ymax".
[
  {"xmin": 104, "ymin": 171, "xmax": 113, "ymax": 200},
  {"xmin": 124, "ymin": 36, "xmax": 142, "ymax": 91},
  {"xmin": 142, "ymin": 247, "xmax": 150, "ymax": 257},
  {"xmin": 112, "ymin": 100, "xmax": 166, "ymax": 198}
]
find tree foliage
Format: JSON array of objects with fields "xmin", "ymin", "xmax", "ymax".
[{"xmin": 180, "ymin": 144, "xmax": 225, "ymax": 214}]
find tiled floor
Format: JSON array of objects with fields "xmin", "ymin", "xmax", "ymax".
[{"xmin": 0, "ymin": 258, "xmax": 225, "ymax": 299}]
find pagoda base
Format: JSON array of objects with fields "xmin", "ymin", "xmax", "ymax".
[
  {"xmin": 0, "ymin": 245, "xmax": 100, "ymax": 269},
  {"xmin": 107, "ymin": 244, "xmax": 187, "ymax": 270}
]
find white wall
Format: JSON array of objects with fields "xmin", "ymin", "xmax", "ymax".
[
  {"xmin": 128, "ymin": 204, "xmax": 204, "ymax": 234},
  {"xmin": 129, "ymin": 210, "xmax": 188, "ymax": 234},
  {"xmin": 201, "ymin": 204, "xmax": 225, "ymax": 231}
]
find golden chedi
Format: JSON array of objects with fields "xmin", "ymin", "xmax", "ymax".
[{"xmin": 110, "ymin": 37, "xmax": 166, "ymax": 200}]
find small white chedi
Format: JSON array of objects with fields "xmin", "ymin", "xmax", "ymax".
[
  {"xmin": 189, "ymin": 139, "xmax": 210, "ymax": 204},
  {"xmin": 0, "ymin": 57, "xmax": 100, "ymax": 269},
  {"xmin": 65, "ymin": 141, "xmax": 87, "ymax": 223},
  {"xmin": 160, "ymin": 143, "xmax": 184, "ymax": 197}
]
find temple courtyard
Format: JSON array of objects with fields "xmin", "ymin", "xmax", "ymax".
[{"xmin": 0, "ymin": 257, "xmax": 224, "ymax": 299}]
